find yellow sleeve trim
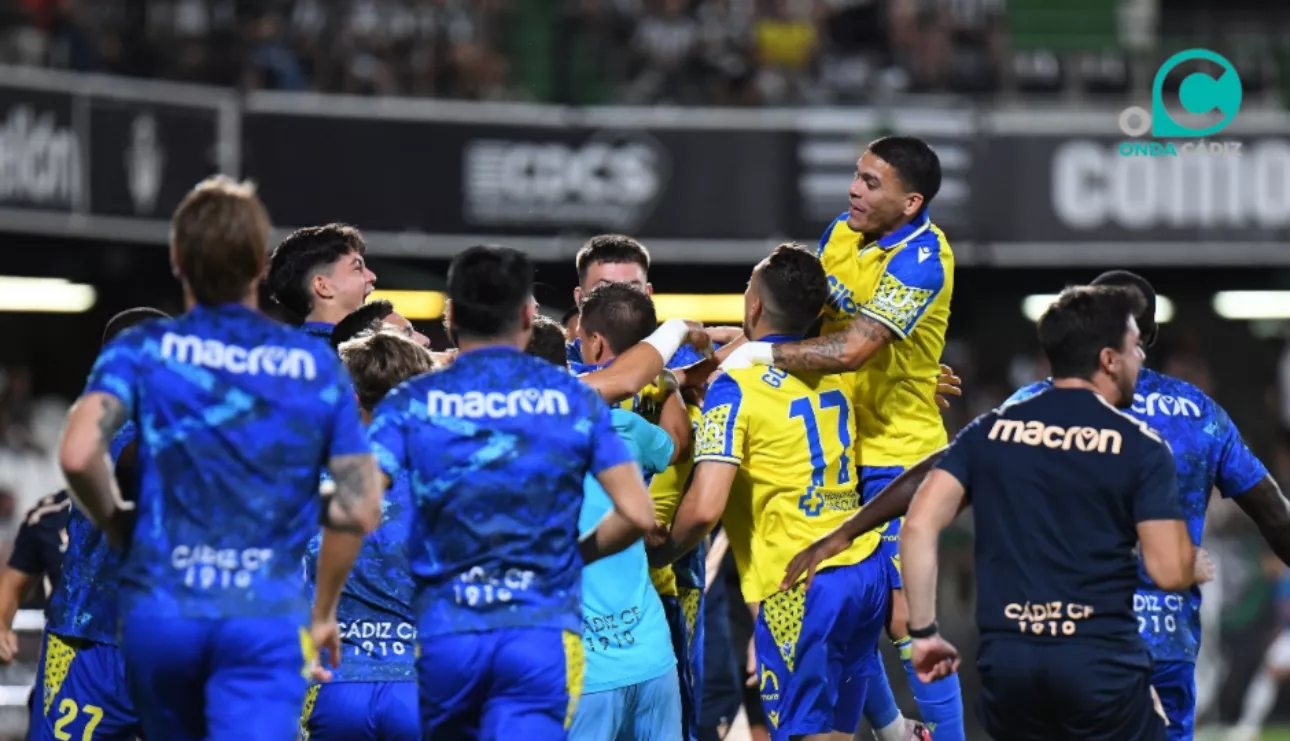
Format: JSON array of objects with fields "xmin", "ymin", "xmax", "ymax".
[
  {"xmin": 693, "ymin": 454, "xmax": 742, "ymax": 466},
  {"xmin": 858, "ymin": 307, "xmax": 910, "ymax": 340}
]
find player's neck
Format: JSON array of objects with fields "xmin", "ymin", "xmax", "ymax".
[
  {"xmin": 306, "ymin": 303, "xmax": 353, "ymax": 327},
  {"xmin": 748, "ymin": 322, "xmax": 793, "ymax": 342},
  {"xmin": 456, "ymin": 334, "xmax": 525, "ymax": 354},
  {"xmin": 1051, "ymin": 376, "xmax": 1118, "ymax": 404},
  {"xmin": 183, "ymin": 287, "xmax": 258, "ymax": 312}
]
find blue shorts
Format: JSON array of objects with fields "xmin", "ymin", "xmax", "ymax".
[
  {"xmin": 120, "ymin": 615, "xmax": 310, "ymax": 741},
  {"xmin": 860, "ymin": 466, "xmax": 905, "ymax": 591},
  {"xmin": 754, "ymin": 557, "xmax": 888, "ymax": 741},
  {"xmin": 1151, "ymin": 660, "xmax": 1195, "ymax": 741},
  {"xmin": 30, "ymin": 632, "xmax": 140, "ymax": 741},
  {"xmin": 662, "ymin": 592, "xmax": 704, "ymax": 741},
  {"xmin": 568, "ymin": 667, "xmax": 682, "ymax": 741},
  {"xmin": 976, "ymin": 638, "xmax": 1166, "ymax": 741},
  {"xmin": 418, "ymin": 627, "xmax": 583, "ymax": 741},
  {"xmin": 301, "ymin": 681, "xmax": 419, "ymax": 741}
]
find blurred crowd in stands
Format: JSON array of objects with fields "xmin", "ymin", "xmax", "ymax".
[{"xmin": 1, "ymin": 0, "xmax": 1287, "ymax": 105}]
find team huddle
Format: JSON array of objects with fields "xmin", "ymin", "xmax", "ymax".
[{"xmin": 3, "ymin": 133, "xmax": 1287, "ymax": 741}]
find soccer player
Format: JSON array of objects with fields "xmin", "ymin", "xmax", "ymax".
[
  {"xmin": 0, "ymin": 492, "xmax": 71, "ymax": 664},
  {"xmin": 1004, "ymin": 271, "xmax": 1285, "ymax": 741},
  {"xmin": 24, "ymin": 307, "xmax": 168, "ymax": 740},
  {"xmin": 267, "ymin": 222, "xmax": 378, "ymax": 339},
  {"xmin": 529, "ymin": 313, "xmax": 573, "ymax": 367},
  {"xmin": 573, "ymin": 282, "xmax": 707, "ymax": 739},
  {"xmin": 300, "ymin": 329, "xmax": 436, "ymax": 741},
  {"xmin": 900, "ymin": 284, "xmax": 1194, "ymax": 741},
  {"xmin": 721, "ymin": 135, "xmax": 961, "ymax": 740},
  {"xmin": 367, "ymin": 244, "xmax": 658, "ymax": 740},
  {"xmin": 57, "ymin": 177, "xmax": 383, "ymax": 741},
  {"xmin": 654, "ymin": 243, "xmax": 891, "ymax": 741},
  {"xmin": 330, "ymin": 298, "xmax": 431, "ymax": 349}
]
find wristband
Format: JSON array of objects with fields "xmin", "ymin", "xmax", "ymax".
[
  {"xmin": 907, "ymin": 622, "xmax": 938, "ymax": 639},
  {"xmin": 642, "ymin": 318, "xmax": 690, "ymax": 364}
]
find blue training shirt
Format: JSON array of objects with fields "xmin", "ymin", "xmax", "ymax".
[
  {"xmin": 1006, "ymin": 368, "xmax": 1267, "ymax": 663},
  {"xmin": 368, "ymin": 346, "xmax": 635, "ymax": 638},
  {"xmin": 581, "ymin": 409, "xmax": 676, "ymax": 693},
  {"xmin": 44, "ymin": 422, "xmax": 137, "ymax": 644},
  {"xmin": 939, "ymin": 387, "xmax": 1182, "ymax": 660},
  {"xmin": 304, "ymin": 470, "xmax": 415, "ymax": 682},
  {"xmin": 82, "ymin": 303, "xmax": 372, "ymax": 622}
]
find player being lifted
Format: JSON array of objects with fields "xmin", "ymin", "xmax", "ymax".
[
  {"xmin": 58, "ymin": 177, "xmax": 384, "ymax": 741},
  {"xmin": 722, "ymin": 136, "xmax": 962, "ymax": 741},
  {"xmin": 654, "ymin": 244, "xmax": 893, "ymax": 741},
  {"xmin": 367, "ymin": 245, "xmax": 658, "ymax": 740},
  {"xmin": 300, "ymin": 327, "xmax": 438, "ymax": 741},
  {"xmin": 267, "ymin": 223, "xmax": 378, "ymax": 339}
]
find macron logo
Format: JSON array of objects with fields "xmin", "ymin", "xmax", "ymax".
[
  {"xmin": 918, "ymin": 246, "xmax": 933, "ymax": 263},
  {"xmin": 160, "ymin": 332, "xmax": 317, "ymax": 380},
  {"xmin": 427, "ymin": 388, "xmax": 571, "ymax": 420}
]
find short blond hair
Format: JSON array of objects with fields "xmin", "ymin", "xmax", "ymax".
[
  {"xmin": 171, "ymin": 175, "xmax": 272, "ymax": 305},
  {"xmin": 338, "ymin": 330, "xmax": 436, "ymax": 411}
]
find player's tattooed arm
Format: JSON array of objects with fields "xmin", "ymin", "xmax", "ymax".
[
  {"xmin": 323, "ymin": 453, "xmax": 384, "ymax": 535},
  {"xmin": 770, "ymin": 315, "xmax": 893, "ymax": 374},
  {"xmin": 1235, "ymin": 475, "xmax": 1290, "ymax": 566},
  {"xmin": 58, "ymin": 392, "xmax": 131, "ymax": 536}
]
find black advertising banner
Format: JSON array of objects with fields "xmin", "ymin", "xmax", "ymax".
[
  {"xmin": 88, "ymin": 98, "xmax": 221, "ymax": 220},
  {"xmin": 0, "ymin": 84, "xmax": 80, "ymax": 213},
  {"xmin": 243, "ymin": 113, "xmax": 795, "ymax": 240},
  {"xmin": 976, "ymin": 134, "xmax": 1290, "ymax": 243}
]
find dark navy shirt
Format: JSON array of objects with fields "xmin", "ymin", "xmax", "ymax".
[
  {"xmin": 9, "ymin": 492, "xmax": 71, "ymax": 608},
  {"xmin": 369, "ymin": 346, "xmax": 634, "ymax": 638},
  {"xmin": 938, "ymin": 387, "xmax": 1182, "ymax": 660},
  {"xmin": 82, "ymin": 304, "xmax": 371, "ymax": 622},
  {"xmin": 1007, "ymin": 369, "xmax": 1267, "ymax": 662}
]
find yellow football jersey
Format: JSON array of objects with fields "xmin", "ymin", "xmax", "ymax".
[
  {"xmin": 816, "ymin": 210, "xmax": 953, "ymax": 467},
  {"xmin": 692, "ymin": 353, "xmax": 881, "ymax": 602},
  {"xmin": 647, "ymin": 402, "xmax": 703, "ymax": 597}
]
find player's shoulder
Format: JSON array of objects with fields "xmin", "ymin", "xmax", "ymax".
[
  {"xmin": 1003, "ymin": 379, "xmax": 1053, "ymax": 407},
  {"xmin": 1134, "ymin": 368, "xmax": 1216, "ymax": 418},
  {"xmin": 885, "ymin": 229, "xmax": 950, "ymax": 287},
  {"xmin": 816, "ymin": 211, "xmax": 857, "ymax": 259},
  {"xmin": 23, "ymin": 490, "xmax": 71, "ymax": 528},
  {"xmin": 1087, "ymin": 392, "xmax": 1171, "ymax": 452}
]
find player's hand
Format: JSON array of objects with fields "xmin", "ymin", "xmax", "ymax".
[
  {"xmin": 644, "ymin": 522, "xmax": 669, "ymax": 550},
  {"xmin": 309, "ymin": 616, "xmax": 341, "ymax": 683},
  {"xmin": 935, "ymin": 364, "xmax": 963, "ymax": 409},
  {"xmin": 704, "ymin": 326, "xmax": 744, "ymax": 345},
  {"xmin": 1194, "ymin": 547, "xmax": 1216, "ymax": 585},
  {"xmin": 1150, "ymin": 685, "xmax": 1169, "ymax": 726},
  {"xmin": 104, "ymin": 502, "xmax": 136, "ymax": 550},
  {"xmin": 682, "ymin": 321, "xmax": 715, "ymax": 360},
  {"xmin": 781, "ymin": 530, "xmax": 850, "ymax": 592},
  {"xmin": 671, "ymin": 357, "xmax": 721, "ymax": 390},
  {"xmin": 745, "ymin": 635, "xmax": 759, "ymax": 687},
  {"xmin": 911, "ymin": 635, "xmax": 960, "ymax": 682},
  {"xmin": 0, "ymin": 627, "xmax": 18, "ymax": 664}
]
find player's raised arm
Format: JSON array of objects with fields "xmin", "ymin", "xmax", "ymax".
[{"xmin": 579, "ymin": 318, "xmax": 711, "ymax": 403}]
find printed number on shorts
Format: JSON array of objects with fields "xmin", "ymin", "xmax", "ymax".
[
  {"xmin": 789, "ymin": 390, "xmax": 852, "ymax": 516},
  {"xmin": 54, "ymin": 699, "xmax": 103, "ymax": 741}
]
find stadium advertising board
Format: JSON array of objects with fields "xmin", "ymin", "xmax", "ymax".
[
  {"xmin": 241, "ymin": 112, "xmax": 794, "ymax": 242},
  {"xmin": 87, "ymin": 98, "xmax": 222, "ymax": 220},
  {"xmin": 0, "ymin": 84, "xmax": 80, "ymax": 213},
  {"xmin": 976, "ymin": 133, "xmax": 1290, "ymax": 243}
]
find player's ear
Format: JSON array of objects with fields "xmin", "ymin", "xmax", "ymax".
[
  {"xmin": 903, "ymin": 192, "xmax": 925, "ymax": 219},
  {"xmin": 312, "ymin": 271, "xmax": 334, "ymax": 300},
  {"xmin": 645, "ymin": 282, "xmax": 654, "ymax": 297},
  {"xmin": 573, "ymin": 287, "xmax": 583, "ymax": 306},
  {"xmin": 522, "ymin": 300, "xmax": 536, "ymax": 331}
]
